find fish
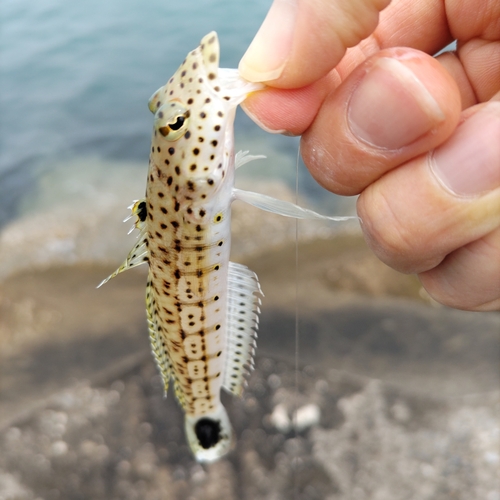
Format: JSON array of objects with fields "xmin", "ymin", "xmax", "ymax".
[{"xmin": 99, "ymin": 31, "xmax": 353, "ymax": 463}]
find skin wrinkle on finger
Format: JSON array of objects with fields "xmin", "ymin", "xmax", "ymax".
[
  {"xmin": 436, "ymin": 52, "xmax": 478, "ymax": 108},
  {"xmin": 357, "ymin": 146, "xmax": 500, "ymax": 275},
  {"xmin": 445, "ymin": 0, "xmax": 500, "ymax": 41},
  {"xmin": 375, "ymin": 0, "xmax": 452, "ymax": 54},
  {"xmin": 419, "ymin": 227, "xmax": 500, "ymax": 310},
  {"xmin": 358, "ymin": 180, "xmax": 446, "ymax": 274},
  {"xmin": 458, "ymin": 39, "xmax": 500, "ymax": 102}
]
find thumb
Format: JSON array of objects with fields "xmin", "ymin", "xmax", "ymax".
[{"xmin": 238, "ymin": 0, "xmax": 390, "ymax": 88}]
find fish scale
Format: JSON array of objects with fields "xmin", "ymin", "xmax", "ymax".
[{"xmin": 99, "ymin": 31, "xmax": 355, "ymax": 463}]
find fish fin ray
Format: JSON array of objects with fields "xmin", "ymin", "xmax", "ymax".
[
  {"xmin": 146, "ymin": 274, "xmax": 172, "ymax": 396},
  {"xmin": 97, "ymin": 229, "xmax": 148, "ymax": 288},
  {"xmin": 235, "ymin": 150, "xmax": 266, "ymax": 169},
  {"xmin": 97, "ymin": 199, "xmax": 149, "ymax": 288},
  {"xmin": 222, "ymin": 261, "xmax": 263, "ymax": 397},
  {"xmin": 232, "ymin": 188, "xmax": 358, "ymax": 222}
]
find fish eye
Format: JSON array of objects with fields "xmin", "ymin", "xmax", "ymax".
[
  {"xmin": 169, "ymin": 116, "xmax": 185, "ymax": 131},
  {"xmin": 155, "ymin": 102, "xmax": 190, "ymax": 141}
]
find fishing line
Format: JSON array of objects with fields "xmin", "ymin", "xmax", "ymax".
[{"xmin": 293, "ymin": 141, "xmax": 300, "ymax": 500}]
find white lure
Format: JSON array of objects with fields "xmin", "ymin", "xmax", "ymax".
[{"xmin": 99, "ymin": 31, "xmax": 353, "ymax": 462}]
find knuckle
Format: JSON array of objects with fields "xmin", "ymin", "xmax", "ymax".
[{"xmin": 358, "ymin": 186, "xmax": 429, "ymax": 273}]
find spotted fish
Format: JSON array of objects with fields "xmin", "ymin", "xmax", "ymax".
[{"xmin": 99, "ymin": 31, "xmax": 352, "ymax": 462}]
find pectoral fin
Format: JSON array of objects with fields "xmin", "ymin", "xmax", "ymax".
[{"xmin": 232, "ymin": 188, "xmax": 358, "ymax": 222}]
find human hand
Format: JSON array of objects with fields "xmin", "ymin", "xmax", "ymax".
[{"xmin": 239, "ymin": 0, "xmax": 500, "ymax": 311}]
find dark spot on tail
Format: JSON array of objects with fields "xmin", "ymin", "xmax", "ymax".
[{"xmin": 195, "ymin": 418, "xmax": 221, "ymax": 449}]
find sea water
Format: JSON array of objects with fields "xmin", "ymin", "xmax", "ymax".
[{"xmin": 0, "ymin": 0, "xmax": 354, "ymax": 278}]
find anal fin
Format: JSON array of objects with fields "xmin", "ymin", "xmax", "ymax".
[{"xmin": 222, "ymin": 262, "xmax": 263, "ymax": 397}]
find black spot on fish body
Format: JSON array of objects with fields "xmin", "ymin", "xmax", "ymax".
[
  {"xmin": 137, "ymin": 202, "xmax": 147, "ymax": 222},
  {"xmin": 168, "ymin": 147, "xmax": 175, "ymax": 155}
]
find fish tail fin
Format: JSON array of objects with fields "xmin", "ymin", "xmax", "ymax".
[{"xmin": 184, "ymin": 406, "xmax": 234, "ymax": 463}]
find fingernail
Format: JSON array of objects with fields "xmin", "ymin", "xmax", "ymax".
[
  {"xmin": 431, "ymin": 106, "xmax": 500, "ymax": 196},
  {"xmin": 348, "ymin": 57, "xmax": 445, "ymax": 150},
  {"xmin": 239, "ymin": 0, "xmax": 298, "ymax": 83}
]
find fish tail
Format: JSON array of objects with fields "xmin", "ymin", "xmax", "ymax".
[{"xmin": 184, "ymin": 405, "xmax": 234, "ymax": 462}]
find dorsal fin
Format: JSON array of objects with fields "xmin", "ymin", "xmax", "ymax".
[
  {"xmin": 222, "ymin": 262, "xmax": 263, "ymax": 397},
  {"xmin": 146, "ymin": 272, "xmax": 172, "ymax": 396}
]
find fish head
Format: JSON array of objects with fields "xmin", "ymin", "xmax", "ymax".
[{"xmin": 147, "ymin": 32, "xmax": 263, "ymax": 208}]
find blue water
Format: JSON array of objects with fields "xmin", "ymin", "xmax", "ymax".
[{"xmin": 0, "ymin": 0, "xmax": 354, "ymax": 262}]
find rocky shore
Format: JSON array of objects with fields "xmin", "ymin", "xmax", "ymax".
[{"xmin": 1, "ymin": 227, "xmax": 498, "ymax": 500}]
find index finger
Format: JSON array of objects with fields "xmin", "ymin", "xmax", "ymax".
[
  {"xmin": 239, "ymin": 0, "xmax": 391, "ymax": 88},
  {"xmin": 239, "ymin": 0, "xmax": 499, "ymax": 89}
]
